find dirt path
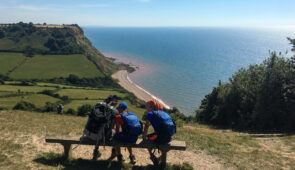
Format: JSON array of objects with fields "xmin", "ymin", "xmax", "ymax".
[{"xmin": 27, "ymin": 134, "xmax": 233, "ymax": 170}]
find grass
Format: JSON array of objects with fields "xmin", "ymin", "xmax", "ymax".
[
  {"xmin": 35, "ymin": 152, "xmax": 193, "ymax": 170},
  {"xmin": 0, "ymin": 34, "xmax": 49, "ymax": 53},
  {"xmin": 0, "ymin": 91, "xmax": 17, "ymax": 97},
  {"xmin": 64, "ymin": 99, "xmax": 146, "ymax": 119},
  {"xmin": 36, "ymin": 82, "xmax": 88, "ymax": 89},
  {"xmin": 0, "ymin": 84, "xmax": 145, "ymax": 117},
  {"xmin": 175, "ymin": 125, "xmax": 295, "ymax": 170},
  {"xmin": 0, "ymin": 84, "xmax": 56, "ymax": 92},
  {"xmin": 0, "ymin": 94, "xmax": 60, "ymax": 109},
  {"xmin": 0, "ymin": 110, "xmax": 295, "ymax": 169},
  {"xmin": 57, "ymin": 88, "xmax": 127, "ymax": 99},
  {"xmin": 0, "ymin": 52, "xmax": 26, "ymax": 74},
  {"xmin": 0, "ymin": 110, "xmax": 193, "ymax": 169},
  {"xmin": 64, "ymin": 100, "xmax": 101, "ymax": 110},
  {"xmin": 9, "ymin": 54, "xmax": 103, "ymax": 79}
]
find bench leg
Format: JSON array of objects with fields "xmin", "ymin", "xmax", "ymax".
[
  {"xmin": 160, "ymin": 149, "xmax": 169, "ymax": 168},
  {"xmin": 62, "ymin": 144, "xmax": 72, "ymax": 160}
]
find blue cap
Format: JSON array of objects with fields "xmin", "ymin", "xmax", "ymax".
[{"xmin": 118, "ymin": 102, "xmax": 128, "ymax": 110}]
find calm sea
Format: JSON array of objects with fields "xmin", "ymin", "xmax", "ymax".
[{"xmin": 84, "ymin": 27, "xmax": 295, "ymax": 115}]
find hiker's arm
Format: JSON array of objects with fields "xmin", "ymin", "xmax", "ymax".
[{"xmin": 143, "ymin": 120, "xmax": 150, "ymax": 140}]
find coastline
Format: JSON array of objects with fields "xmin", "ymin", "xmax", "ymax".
[{"xmin": 112, "ymin": 70, "xmax": 171, "ymax": 110}]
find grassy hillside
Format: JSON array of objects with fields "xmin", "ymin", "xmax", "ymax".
[
  {"xmin": 8, "ymin": 54, "xmax": 103, "ymax": 79},
  {"xmin": 0, "ymin": 94, "xmax": 59, "ymax": 109},
  {"xmin": 0, "ymin": 22, "xmax": 130, "ymax": 82},
  {"xmin": 0, "ymin": 53, "xmax": 25, "ymax": 74},
  {"xmin": 0, "ymin": 110, "xmax": 294, "ymax": 169},
  {"xmin": 0, "ymin": 23, "xmax": 83, "ymax": 54}
]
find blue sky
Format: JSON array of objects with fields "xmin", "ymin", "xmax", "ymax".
[{"xmin": 0, "ymin": 0, "xmax": 295, "ymax": 28}]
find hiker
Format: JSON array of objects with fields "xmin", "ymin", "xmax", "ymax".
[
  {"xmin": 108, "ymin": 102, "xmax": 142, "ymax": 164},
  {"xmin": 57, "ymin": 104, "xmax": 64, "ymax": 114},
  {"xmin": 82, "ymin": 95, "xmax": 119, "ymax": 160},
  {"xmin": 143, "ymin": 99, "xmax": 176, "ymax": 165}
]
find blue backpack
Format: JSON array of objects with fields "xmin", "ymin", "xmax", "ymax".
[
  {"xmin": 154, "ymin": 110, "xmax": 176, "ymax": 136},
  {"xmin": 121, "ymin": 112, "xmax": 143, "ymax": 136}
]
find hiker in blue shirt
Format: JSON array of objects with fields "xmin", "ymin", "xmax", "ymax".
[
  {"xmin": 143, "ymin": 99, "xmax": 176, "ymax": 166},
  {"xmin": 108, "ymin": 102, "xmax": 142, "ymax": 164}
]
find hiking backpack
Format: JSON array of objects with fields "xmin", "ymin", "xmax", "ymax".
[
  {"xmin": 154, "ymin": 110, "xmax": 176, "ymax": 136},
  {"xmin": 84, "ymin": 102, "xmax": 116, "ymax": 141},
  {"xmin": 121, "ymin": 112, "xmax": 143, "ymax": 136}
]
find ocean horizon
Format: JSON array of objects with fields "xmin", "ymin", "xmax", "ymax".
[{"xmin": 84, "ymin": 27, "xmax": 295, "ymax": 115}]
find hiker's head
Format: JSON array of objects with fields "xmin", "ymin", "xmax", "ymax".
[
  {"xmin": 117, "ymin": 102, "xmax": 128, "ymax": 113},
  {"xmin": 105, "ymin": 95, "xmax": 119, "ymax": 106},
  {"xmin": 145, "ymin": 99, "xmax": 163, "ymax": 112}
]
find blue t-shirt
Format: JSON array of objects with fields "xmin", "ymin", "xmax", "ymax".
[{"xmin": 147, "ymin": 111, "xmax": 160, "ymax": 134}]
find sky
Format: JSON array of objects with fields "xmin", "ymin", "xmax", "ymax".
[{"xmin": 0, "ymin": 0, "xmax": 295, "ymax": 28}]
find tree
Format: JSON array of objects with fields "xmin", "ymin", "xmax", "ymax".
[
  {"xmin": 0, "ymin": 30, "xmax": 5, "ymax": 39},
  {"xmin": 24, "ymin": 46, "xmax": 34, "ymax": 58}
]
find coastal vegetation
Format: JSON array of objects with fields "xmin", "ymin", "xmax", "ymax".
[
  {"xmin": 196, "ymin": 38, "xmax": 295, "ymax": 132},
  {"xmin": 0, "ymin": 22, "xmax": 83, "ymax": 54}
]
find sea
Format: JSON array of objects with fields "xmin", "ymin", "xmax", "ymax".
[{"xmin": 84, "ymin": 27, "xmax": 295, "ymax": 115}]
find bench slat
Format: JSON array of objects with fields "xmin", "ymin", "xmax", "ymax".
[{"xmin": 45, "ymin": 135, "xmax": 186, "ymax": 151}]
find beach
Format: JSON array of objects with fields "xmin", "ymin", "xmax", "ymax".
[{"xmin": 112, "ymin": 70, "xmax": 171, "ymax": 109}]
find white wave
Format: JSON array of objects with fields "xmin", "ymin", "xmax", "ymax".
[{"xmin": 126, "ymin": 74, "xmax": 171, "ymax": 109}]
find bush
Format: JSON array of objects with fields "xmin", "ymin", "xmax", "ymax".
[
  {"xmin": 13, "ymin": 101, "xmax": 36, "ymax": 111},
  {"xmin": 48, "ymin": 74, "xmax": 120, "ymax": 88},
  {"xmin": 66, "ymin": 108, "xmax": 76, "ymax": 115},
  {"xmin": 77, "ymin": 104, "xmax": 92, "ymax": 116},
  {"xmin": 43, "ymin": 102, "xmax": 57, "ymax": 112},
  {"xmin": 0, "ymin": 107, "xmax": 7, "ymax": 110},
  {"xmin": 40, "ymin": 90, "xmax": 55, "ymax": 96},
  {"xmin": 196, "ymin": 51, "xmax": 295, "ymax": 132},
  {"xmin": 0, "ymin": 30, "xmax": 5, "ymax": 39}
]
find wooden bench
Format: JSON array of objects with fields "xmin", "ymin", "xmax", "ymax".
[{"xmin": 45, "ymin": 135, "xmax": 186, "ymax": 167}]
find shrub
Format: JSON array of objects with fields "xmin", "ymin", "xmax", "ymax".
[
  {"xmin": 43, "ymin": 102, "xmax": 57, "ymax": 112},
  {"xmin": 66, "ymin": 108, "xmax": 76, "ymax": 115},
  {"xmin": 196, "ymin": 51, "xmax": 295, "ymax": 132},
  {"xmin": 77, "ymin": 104, "xmax": 92, "ymax": 116},
  {"xmin": 0, "ymin": 30, "xmax": 5, "ymax": 39},
  {"xmin": 0, "ymin": 107, "xmax": 7, "ymax": 110},
  {"xmin": 13, "ymin": 101, "xmax": 36, "ymax": 111},
  {"xmin": 40, "ymin": 90, "xmax": 55, "ymax": 96}
]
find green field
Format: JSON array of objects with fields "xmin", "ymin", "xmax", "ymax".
[
  {"xmin": 0, "ymin": 91, "xmax": 17, "ymax": 97},
  {"xmin": 0, "ymin": 94, "xmax": 59, "ymax": 109},
  {"xmin": 58, "ymin": 88, "xmax": 127, "ymax": 99},
  {"xmin": 0, "ymin": 85, "xmax": 56, "ymax": 92},
  {"xmin": 63, "ymin": 99, "xmax": 146, "ymax": 119},
  {"xmin": 0, "ymin": 53, "xmax": 26, "ymax": 74},
  {"xmin": 0, "ymin": 83, "xmax": 145, "ymax": 116},
  {"xmin": 64, "ymin": 100, "xmax": 101, "ymax": 110},
  {"xmin": 9, "ymin": 54, "xmax": 103, "ymax": 79},
  {"xmin": 35, "ymin": 82, "xmax": 86, "ymax": 89}
]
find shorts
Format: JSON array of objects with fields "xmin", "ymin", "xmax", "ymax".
[
  {"xmin": 114, "ymin": 132, "xmax": 138, "ymax": 144},
  {"xmin": 147, "ymin": 133, "xmax": 171, "ymax": 145}
]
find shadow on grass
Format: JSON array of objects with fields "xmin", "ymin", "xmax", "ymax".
[{"xmin": 33, "ymin": 152, "xmax": 193, "ymax": 170}]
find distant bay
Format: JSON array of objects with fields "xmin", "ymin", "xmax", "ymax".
[{"xmin": 84, "ymin": 27, "xmax": 295, "ymax": 115}]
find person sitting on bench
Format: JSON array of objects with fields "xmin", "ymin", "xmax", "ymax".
[
  {"xmin": 82, "ymin": 95, "xmax": 119, "ymax": 160},
  {"xmin": 142, "ymin": 99, "xmax": 176, "ymax": 165},
  {"xmin": 109, "ymin": 102, "xmax": 142, "ymax": 164}
]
